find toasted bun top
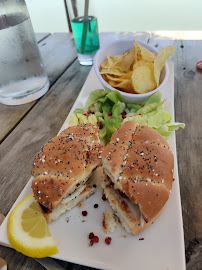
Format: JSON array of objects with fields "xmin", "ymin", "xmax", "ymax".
[
  {"xmin": 32, "ymin": 124, "xmax": 103, "ymax": 210},
  {"xmin": 102, "ymin": 121, "xmax": 174, "ymax": 222}
]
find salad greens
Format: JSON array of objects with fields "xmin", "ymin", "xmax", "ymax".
[{"xmin": 67, "ymin": 89, "xmax": 185, "ymax": 144}]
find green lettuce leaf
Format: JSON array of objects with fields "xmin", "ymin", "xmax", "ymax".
[
  {"xmin": 85, "ymin": 89, "xmax": 110, "ymax": 108},
  {"xmin": 101, "ymin": 100, "xmax": 113, "ymax": 113},
  {"xmin": 117, "ymin": 101, "xmax": 126, "ymax": 114},
  {"xmin": 155, "ymin": 125, "xmax": 172, "ymax": 138},
  {"xmin": 77, "ymin": 113, "xmax": 88, "ymax": 124},
  {"xmin": 126, "ymin": 103, "xmax": 141, "ymax": 112},
  {"xmin": 95, "ymin": 111, "xmax": 103, "ymax": 117},
  {"xmin": 123, "ymin": 115, "xmax": 147, "ymax": 125},
  {"xmin": 68, "ymin": 113, "xmax": 79, "ymax": 127},
  {"xmin": 89, "ymin": 102, "xmax": 102, "ymax": 113},
  {"xmin": 99, "ymin": 126, "xmax": 107, "ymax": 139},
  {"xmin": 147, "ymin": 111, "xmax": 171, "ymax": 129},
  {"xmin": 106, "ymin": 90, "xmax": 123, "ymax": 103},
  {"xmin": 136, "ymin": 102, "xmax": 162, "ymax": 115},
  {"xmin": 141, "ymin": 91, "xmax": 162, "ymax": 106},
  {"xmin": 167, "ymin": 122, "xmax": 185, "ymax": 131},
  {"xmin": 88, "ymin": 114, "xmax": 98, "ymax": 126},
  {"xmin": 73, "ymin": 108, "xmax": 85, "ymax": 115}
]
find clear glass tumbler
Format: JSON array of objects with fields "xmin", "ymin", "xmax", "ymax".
[
  {"xmin": 65, "ymin": 0, "xmax": 100, "ymax": 66},
  {"xmin": 0, "ymin": 0, "xmax": 50, "ymax": 105}
]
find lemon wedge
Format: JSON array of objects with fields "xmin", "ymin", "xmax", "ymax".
[{"xmin": 7, "ymin": 193, "xmax": 58, "ymax": 258}]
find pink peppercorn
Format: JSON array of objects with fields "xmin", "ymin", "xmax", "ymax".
[
  {"xmin": 89, "ymin": 240, "xmax": 94, "ymax": 246},
  {"xmin": 105, "ymin": 237, "xmax": 112, "ymax": 245},
  {"xmin": 94, "ymin": 236, "xmax": 99, "ymax": 243},
  {"xmin": 89, "ymin": 232, "xmax": 94, "ymax": 239}
]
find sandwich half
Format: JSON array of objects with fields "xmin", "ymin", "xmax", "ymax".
[
  {"xmin": 102, "ymin": 121, "xmax": 174, "ymax": 235},
  {"xmin": 32, "ymin": 124, "xmax": 102, "ymax": 222}
]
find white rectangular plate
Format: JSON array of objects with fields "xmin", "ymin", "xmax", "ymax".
[{"xmin": 0, "ymin": 62, "xmax": 186, "ymax": 270}]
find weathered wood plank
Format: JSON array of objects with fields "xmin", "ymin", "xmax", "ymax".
[
  {"xmin": 35, "ymin": 32, "xmax": 50, "ymax": 43},
  {"xmin": 0, "ymin": 33, "xmax": 77, "ymax": 143},
  {"xmin": 38, "ymin": 33, "xmax": 76, "ymax": 84},
  {"xmin": 0, "ymin": 99, "xmax": 35, "ymax": 143},
  {"xmin": 0, "ymin": 59, "xmax": 90, "ymax": 215},
  {"xmin": 0, "ymin": 245, "xmax": 45, "ymax": 270},
  {"xmin": 148, "ymin": 36, "xmax": 202, "ymax": 269},
  {"xmin": 0, "ymin": 59, "xmax": 91, "ymax": 270}
]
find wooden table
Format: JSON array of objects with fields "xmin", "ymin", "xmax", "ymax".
[{"xmin": 0, "ymin": 32, "xmax": 201, "ymax": 270}]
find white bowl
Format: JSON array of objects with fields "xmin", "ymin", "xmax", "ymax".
[{"xmin": 94, "ymin": 40, "xmax": 169, "ymax": 103}]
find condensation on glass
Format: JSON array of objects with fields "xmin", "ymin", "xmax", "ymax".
[{"xmin": 0, "ymin": 0, "xmax": 49, "ymax": 105}]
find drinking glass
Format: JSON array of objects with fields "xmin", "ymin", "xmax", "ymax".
[
  {"xmin": 65, "ymin": 0, "xmax": 100, "ymax": 65},
  {"xmin": 0, "ymin": 0, "xmax": 50, "ymax": 105}
]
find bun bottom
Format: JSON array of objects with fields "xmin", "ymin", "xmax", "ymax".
[
  {"xmin": 102, "ymin": 177, "xmax": 163, "ymax": 235},
  {"xmin": 103, "ymin": 209, "xmax": 117, "ymax": 234}
]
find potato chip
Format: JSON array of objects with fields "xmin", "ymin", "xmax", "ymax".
[
  {"xmin": 110, "ymin": 55, "xmax": 123, "ymax": 69},
  {"xmin": 107, "ymin": 55, "xmax": 114, "ymax": 69},
  {"xmin": 110, "ymin": 55, "xmax": 123, "ymax": 62},
  {"xmin": 100, "ymin": 68, "xmax": 126, "ymax": 77},
  {"xmin": 105, "ymin": 74, "xmax": 124, "ymax": 82},
  {"xmin": 100, "ymin": 55, "xmax": 123, "ymax": 70},
  {"xmin": 133, "ymin": 60, "xmax": 148, "ymax": 70},
  {"xmin": 101, "ymin": 74, "xmax": 108, "ymax": 82},
  {"xmin": 120, "ymin": 71, "xmax": 133, "ymax": 80},
  {"xmin": 119, "ymin": 48, "xmax": 135, "ymax": 71},
  {"xmin": 116, "ymin": 80, "xmax": 134, "ymax": 92},
  {"xmin": 134, "ymin": 40, "xmax": 157, "ymax": 62},
  {"xmin": 108, "ymin": 80, "xmax": 118, "ymax": 88},
  {"xmin": 100, "ymin": 59, "xmax": 110, "ymax": 69},
  {"xmin": 132, "ymin": 62, "xmax": 156, "ymax": 94},
  {"xmin": 154, "ymin": 46, "xmax": 176, "ymax": 86},
  {"xmin": 133, "ymin": 40, "xmax": 141, "ymax": 62}
]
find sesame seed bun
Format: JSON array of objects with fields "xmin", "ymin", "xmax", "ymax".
[
  {"xmin": 32, "ymin": 124, "xmax": 103, "ymax": 222},
  {"xmin": 102, "ymin": 121, "xmax": 174, "ymax": 235}
]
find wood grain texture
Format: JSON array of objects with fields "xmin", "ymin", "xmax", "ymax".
[
  {"xmin": 0, "ymin": 245, "xmax": 45, "ymax": 270},
  {"xmin": 149, "ymin": 35, "xmax": 202, "ymax": 269},
  {"xmin": 0, "ymin": 33, "xmax": 77, "ymax": 143},
  {"xmin": 0, "ymin": 59, "xmax": 91, "ymax": 269},
  {"xmin": 38, "ymin": 33, "xmax": 76, "ymax": 85},
  {"xmin": 0, "ymin": 59, "xmax": 91, "ymax": 215}
]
